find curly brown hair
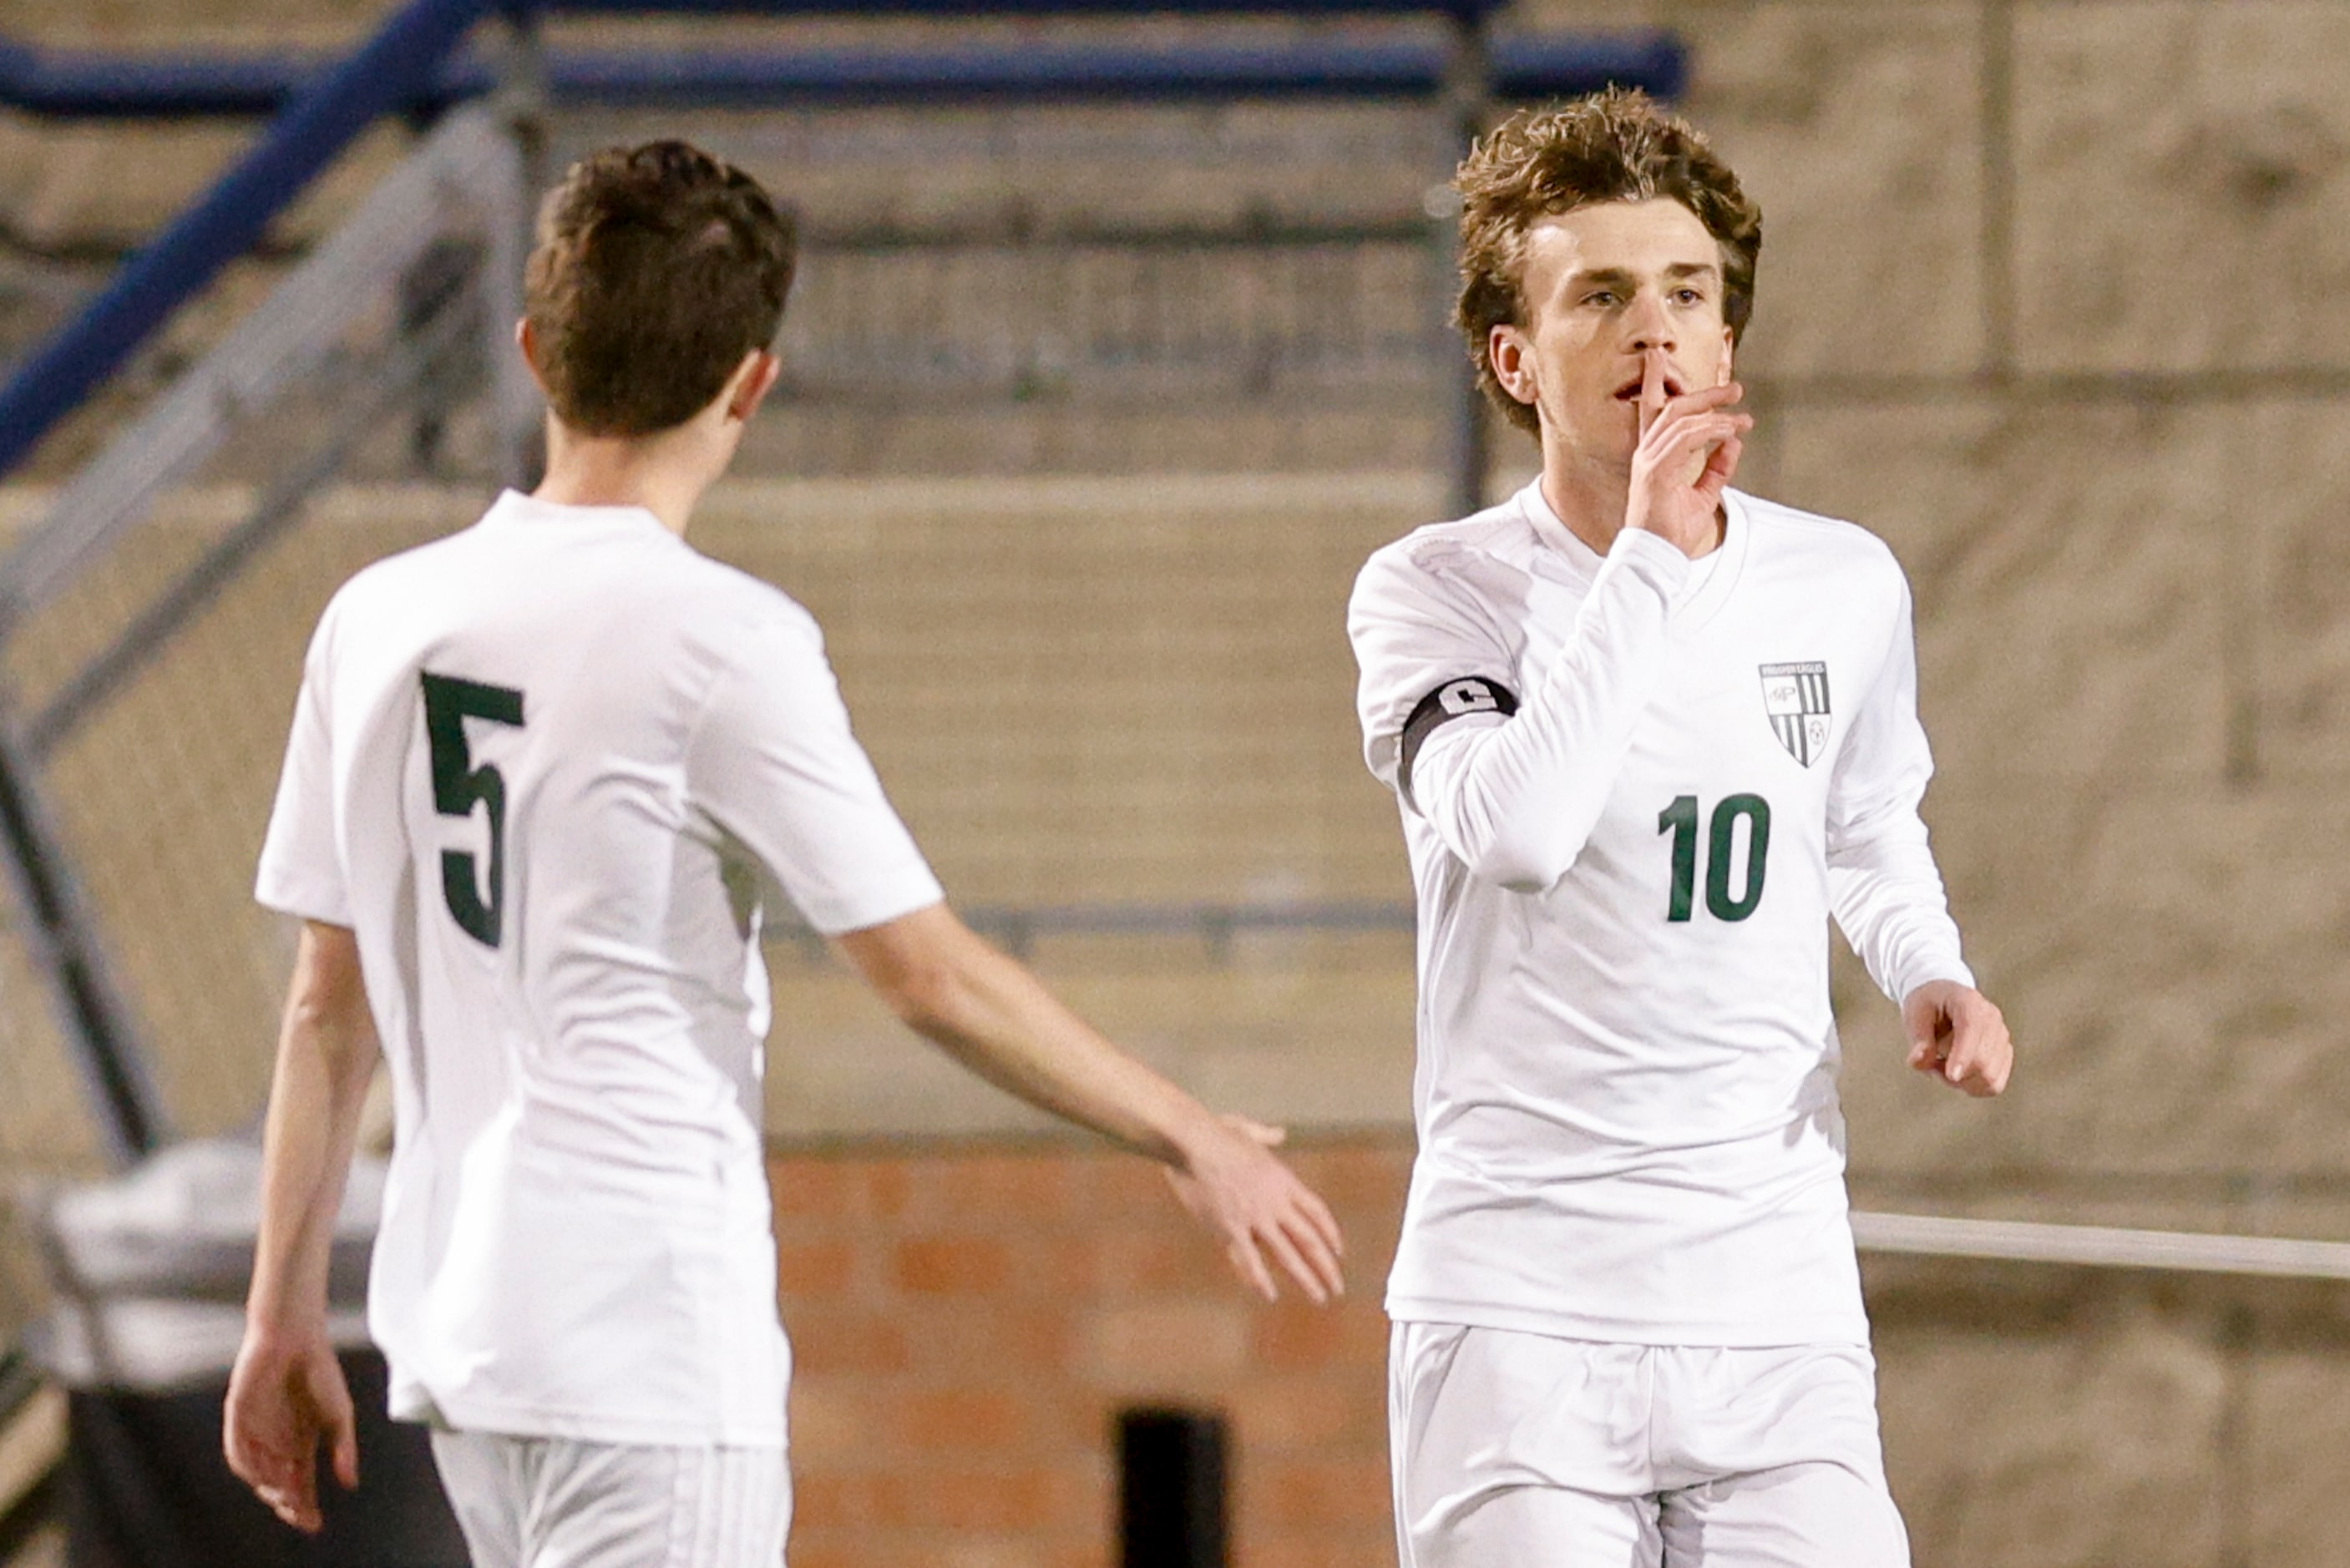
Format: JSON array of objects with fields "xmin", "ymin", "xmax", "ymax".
[
  {"xmin": 1456, "ymin": 89, "xmax": 1762, "ymax": 436},
  {"xmin": 524, "ymin": 141, "xmax": 797, "ymax": 438}
]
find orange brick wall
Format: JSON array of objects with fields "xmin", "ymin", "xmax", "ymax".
[
  {"xmin": 767, "ymin": 1136, "xmax": 1411, "ymax": 1568},
  {"xmin": 767, "ymin": 1136, "xmax": 2350, "ymax": 1568}
]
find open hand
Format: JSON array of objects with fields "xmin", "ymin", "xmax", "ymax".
[
  {"xmin": 224, "ymin": 1328, "xmax": 359, "ymax": 1534},
  {"xmin": 1624, "ymin": 349, "xmax": 1750, "ymax": 558},
  {"xmin": 1903, "ymin": 979, "xmax": 2013, "ymax": 1098},
  {"xmin": 1164, "ymin": 1114, "xmax": 1346, "ymax": 1304}
]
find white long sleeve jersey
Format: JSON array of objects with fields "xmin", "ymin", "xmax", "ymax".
[{"xmin": 1349, "ymin": 482, "xmax": 1971, "ymax": 1346}]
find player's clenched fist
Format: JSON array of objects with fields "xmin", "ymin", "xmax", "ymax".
[{"xmin": 1903, "ymin": 979, "xmax": 2014, "ymax": 1098}]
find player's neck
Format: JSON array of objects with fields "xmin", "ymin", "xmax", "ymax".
[
  {"xmin": 534, "ymin": 421, "xmax": 727, "ymax": 537},
  {"xmin": 1539, "ymin": 450, "xmax": 1635, "ymax": 558}
]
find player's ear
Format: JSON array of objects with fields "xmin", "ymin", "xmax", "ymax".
[
  {"xmin": 515, "ymin": 319, "xmax": 553, "ymax": 395},
  {"xmin": 723, "ymin": 349, "xmax": 782, "ymax": 425},
  {"xmin": 1489, "ymin": 326, "xmax": 1537, "ymax": 405}
]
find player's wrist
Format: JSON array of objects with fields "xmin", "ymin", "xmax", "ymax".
[
  {"xmin": 241, "ymin": 1287, "xmax": 333, "ymax": 1352},
  {"xmin": 1900, "ymin": 973, "xmax": 1975, "ymax": 1009},
  {"xmin": 235, "ymin": 1329, "xmax": 334, "ymax": 1389},
  {"xmin": 1160, "ymin": 1102, "xmax": 1238, "ymax": 1179},
  {"xmin": 1626, "ymin": 498, "xmax": 1719, "ymax": 559}
]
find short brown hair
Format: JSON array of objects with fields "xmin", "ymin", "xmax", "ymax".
[
  {"xmin": 524, "ymin": 141, "xmax": 797, "ymax": 437},
  {"xmin": 1455, "ymin": 89, "xmax": 1762, "ymax": 435}
]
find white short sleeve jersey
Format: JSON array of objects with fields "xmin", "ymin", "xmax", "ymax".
[
  {"xmin": 1348, "ymin": 483, "xmax": 1970, "ymax": 1348},
  {"xmin": 256, "ymin": 491, "xmax": 943, "ymax": 1446}
]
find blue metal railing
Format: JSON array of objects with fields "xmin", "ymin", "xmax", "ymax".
[
  {"xmin": 534, "ymin": 0, "xmax": 1502, "ymax": 14},
  {"xmin": 0, "ymin": 32, "xmax": 1681, "ymax": 121},
  {"xmin": 536, "ymin": 33, "xmax": 1681, "ymax": 109},
  {"xmin": 0, "ymin": 0, "xmax": 496, "ymax": 480},
  {"xmin": 0, "ymin": 2, "xmax": 1680, "ymax": 480},
  {"xmin": 0, "ymin": 35, "xmax": 309, "ymax": 119}
]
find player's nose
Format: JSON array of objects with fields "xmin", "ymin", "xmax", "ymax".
[{"xmin": 1622, "ymin": 289, "xmax": 1678, "ymax": 356}]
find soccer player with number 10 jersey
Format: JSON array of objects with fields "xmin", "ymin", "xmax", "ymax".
[{"xmin": 1350, "ymin": 90, "xmax": 2014, "ymax": 1565}]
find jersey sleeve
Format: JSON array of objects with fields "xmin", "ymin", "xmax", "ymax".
[
  {"xmin": 688, "ymin": 609, "xmax": 943, "ymax": 938},
  {"xmin": 1348, "ymin": 529, "xmax": 1689, "ymax": 893},
  {"xmin": 255, "ymin": 602, "xmax": 355, "ymax": 927},
  {"xmin": 1349, "ymin": 542, "xmax": 1521, "ymax": 799},
  {"xmin": 1826, "ymin": 561, "xmax": 1973, "ymax": 1001}
]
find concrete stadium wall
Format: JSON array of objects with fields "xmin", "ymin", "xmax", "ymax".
[{"xmin": 5, "ymin": 3, "xmax": 2350, "ymax": 1565}]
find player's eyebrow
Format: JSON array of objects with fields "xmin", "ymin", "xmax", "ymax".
[{"xmin": 1567, "ymin": 261, "xmax": 1722, "ymax": 291}]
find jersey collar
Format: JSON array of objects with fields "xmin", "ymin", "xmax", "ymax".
[
  {"xmin": 1516, "ymin": 480, "xmax": 1752, "ymax": 630},
  {"xmin": 480, "ymin": 488, "xmax": 676, "ymax": 539}
]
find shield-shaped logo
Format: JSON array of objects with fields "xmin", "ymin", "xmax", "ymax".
[{"xmin": 1759, "ymin": 661, "xmax": 1831, "ymax": 766}]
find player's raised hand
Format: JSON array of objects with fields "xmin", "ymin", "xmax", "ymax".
[
  {"xmin": 1903, "ymin": 979, "xmax": 2013, "ymax": 1098},
  {"xmin": 1164, "ymin": 1113, "xmax": 1346, "ymax": 1305},
  {"xmin": 1624, "ymin": 347, "xmax": 1750, "ymax": 559},
  {"xmin": 225, "ymin": 1328, "xmax": 359, "ymax": 1534}
]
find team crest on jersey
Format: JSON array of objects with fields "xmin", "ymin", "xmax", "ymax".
[{"xmin": 1759, "ymin": 661, "xmax": 1831, "ymax": 766}]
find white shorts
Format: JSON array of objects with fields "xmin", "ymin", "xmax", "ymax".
[
  {"xmin": 429, "ymin": 1429, "xmax": 791, "ymax": 1568},
  {"xmin": 1390, "ymin": 1322, "xmax": 1909, "ymax": 1568}
]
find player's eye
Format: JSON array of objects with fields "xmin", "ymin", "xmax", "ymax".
[
  {"xmin": 1674, "ymin": 288, "xmax": 1705, "ymax": 306},
  {"xmin": 1583, "ymin": 291, "xmax": 1618, "ymax": 307}
]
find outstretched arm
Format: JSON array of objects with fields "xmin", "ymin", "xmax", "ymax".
[
  {"xmin": 691, "ymin": 611, "xmax": 1342, "ymax": 1299},
  {"xmin": 225, "ymin": 920, "xmax": 378, "ymax": 1534},
  {"xmin": 833, "ymin": 903, "xmax": 1346, "ymax": 1303}
]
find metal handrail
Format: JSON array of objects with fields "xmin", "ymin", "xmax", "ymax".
[
  {"xmin": 0, "ymin": 107, "xmax": 525, "ymax": 632},
  {"xmin": 766, "ymin": 898, "xmax": 1416, "ymax": 960},
  {"xmin": 1852, "ymin": 1211, "xmax": 2350, "ymax": 1282},
  {"xmin": 20, "ymin": 256, "xmax": 500, "ymax": 762},
  {"xmin": 0, "ymin": 106, "xmax": 524, "ymax": 1168}
]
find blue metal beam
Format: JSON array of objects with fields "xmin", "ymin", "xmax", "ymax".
[
  {"xmin": 529, "ymin": 0, "xmax": 1504, "ymax": 15},
  {"xmin": 1496, "ymin": 31, "xmax": 1684, "ymax": 102},
  {"xmin": 536, "ymin": 32, "xmax": 1682, "ymax": 107},
  {"xmin": 0, "ymin": 31, "xmax": 1681, "ymax": 119},
  {"xmin": 0, "ymin": 36, "xmax": 308, "ymax": 119},
  {"xmin": 0, "ymin": 0, "xmax": 495, "ymax": 479}
]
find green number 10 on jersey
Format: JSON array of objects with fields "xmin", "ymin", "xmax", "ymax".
[{"xmin": 1658, "ymin": 794, "xmax": 1771, "ymax": 923}]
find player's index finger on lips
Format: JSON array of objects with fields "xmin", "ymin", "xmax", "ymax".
[{"xmin": 1639, "ymin": 348, "xmax": 1668, "ymax": 434}]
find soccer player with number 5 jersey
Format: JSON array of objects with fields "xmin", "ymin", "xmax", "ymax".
[
  {"xmin": 225, "ymin": 142, "xmax": 1344, "ymax": 1566},
  {"xmin": 1350, "ymin": 90, "xmax": 2014, "ymax": 1565}
]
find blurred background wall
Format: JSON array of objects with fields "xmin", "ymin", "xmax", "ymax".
[{"xmin": 3, "ymin": 2, "xmax": 2349, "ymax": 1565}]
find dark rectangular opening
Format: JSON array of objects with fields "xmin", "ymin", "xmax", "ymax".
[{"xmin": 1117, "ymin": 1405, "xmax": 1228, "ymax": 1568}]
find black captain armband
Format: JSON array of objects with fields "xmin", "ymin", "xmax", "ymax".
[{"xmin": 1397, "ymin": 676, "xmax": 1520, "ymax": 808}]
